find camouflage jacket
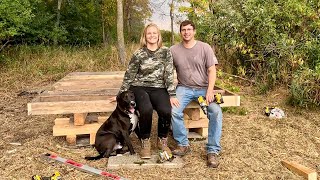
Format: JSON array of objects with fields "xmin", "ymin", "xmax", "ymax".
[{"xmin": 119, "ymin": 46, "xmax": 175, "ymax": 96}]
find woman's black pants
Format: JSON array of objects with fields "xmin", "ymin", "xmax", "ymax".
[{"xmin": 130, "ymin": 86, "xmax": 171, "ymax": 139}]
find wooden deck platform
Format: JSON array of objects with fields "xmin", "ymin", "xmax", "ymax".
[{"xmin": 27, "ymin": 71, "xmax": 240, "ymax": 145}]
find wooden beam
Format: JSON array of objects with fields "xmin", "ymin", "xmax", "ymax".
[
  {"xmin": 53, "ymin": 79, "xmax": 122, "ymax": 91},
  {"xmin": 281, "ymin": 160, "xmax": 317, "ymax": 180},
  {"xmin": 192, "ymin": 127, "xmax": 208, "ymax": 137},
  {"xmin": 185, "ymin": 118, "xmax": 208, "ymax": 128},
  {"xmin": 28, "ymin": 100, "xmax": 116, "ymax": 115},
  {"xmin": 90, "ymin": 133, "xmax": 96, "ymax": 144},
  {"xmin": 74, "ymin": 113, "xmax": 87, "ymax": 126},
  {"xmin": 45, "ymin": 89, "xmax": 119, "ymax": 95},
  {"xmin": 62, "ymin": 71, "xmax": 125, "ymax": 81},
  {"xmin": 54, "ymin": 118, "xmax": 70, "ymax": 125},
  {"xmin": 53, "ymin": 123, "xmax": 102, "ymax": 136},
  {"xmin": 184, "ymin": 108, "xmax": 200, "ymax": 120},
  {"xmin": 40, "ymin": 91, "xmax": 117, "ymax": 102},
  {"xmin": 68, "ymin": 71, "xmax": 125, "ymax": 76}
]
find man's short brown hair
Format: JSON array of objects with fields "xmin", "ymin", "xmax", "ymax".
[{"xmin": 180, "ymin": 20, "xmax": 196, "ymax": 32}]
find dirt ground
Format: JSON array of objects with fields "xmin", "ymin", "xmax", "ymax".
[{"xmin": 0, "ymin": 81, "xmax": 319, "ymax": 180}]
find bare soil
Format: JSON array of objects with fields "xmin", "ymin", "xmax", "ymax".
[{"xmin": 0, "ymin": 81, "xmax": 319, "ymax": 180}]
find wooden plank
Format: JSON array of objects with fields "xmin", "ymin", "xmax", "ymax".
[
  {"xmin": 53, "ymin": 79, "xmax": 122, "ymax": 91},
  {"xmin": 192, "ymin": 128, "xmax": 208, "ymax": 137},
  {"xmin": 90, "ymin": 133, "xmax": 96, "ymax": 145},
  {"xmin": 45, "ymin": 89, "xmax": 119, "ymax": 95},
  {"xmin": 40, "ymin": 91, "xmax": 117, "ymax": 102},
  {"xmin": 74, "ymin": 113, "xmax": 87, "ymax": 126},
  {"xmin": 184, "ymin": 108, "xmax": 200, "ymax": 120},
  {"xmin": 68, "ymin": 71, "xmax": 125, "ymax": 76},
  {"xmin": 28, "ymin": 100, "xmax": 116, "ymax": 115},
  {"xmin": 54, "ymin": 118, "xmax": 70, "ymax": 125},
  {"xmin": 185, "ymin": 118, "xmax": 208, "ymax": 128},
  {"xmin": 53, "ymin": 123, "xmax": 102, "ymax": 136},
  {"xmin": 281, "ymin": 160, "xmax": 317, "ymax": 180},
  {"xmin": 63, "ymin": 73, "xmax": 124, "ymax": 81}
]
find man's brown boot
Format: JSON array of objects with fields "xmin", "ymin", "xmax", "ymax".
[
  {"xmin": 157, "ymin": 137, "xmax": 172, "ymax": 156},
  {"xmin": 172, "ymin": 145, "xmax": 190, "ymax": 156},
  {"xmin": 207, "ymin": 153, "xmax": 220, "ymax": 168},
  {"xmin": 140, "ymin": 138, "xmax": 151, "ymax": 159}
]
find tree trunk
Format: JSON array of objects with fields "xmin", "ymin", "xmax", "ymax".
[
  {"xmin": 117, "ymin": 0, "xmax": 126, "ymax": 64},
  {"xmin": 170, "ymin": 0, "xmax": 174, "ymax": 46},
  {"xmin": 125, "ymin": 0, "xmax": 132, "ymax": 41},
  {"xmin": 101, "ymin": 1, "xmax": 107, "ymax": 47},
  {"xmin": 54, "ymin": 0, "xmax": 62, "ymax": 45}
]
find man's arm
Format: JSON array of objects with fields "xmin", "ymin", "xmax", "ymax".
[{"xmin": 206, "ymin": 65, "xmax": 217, "ymax": 104}]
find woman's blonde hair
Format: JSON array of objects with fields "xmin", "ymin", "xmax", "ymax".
[{"xmin": 139, "ymin": 23, "xmax": 163, "ymax": 48}]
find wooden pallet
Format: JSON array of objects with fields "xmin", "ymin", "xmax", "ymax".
[
  {"xmin": 28, "ymin": 71, "xmax": 240, "ymax": 145},
  {"xmin": 53, "ymin": 115, "xmax": 108, "ymax": 145}
]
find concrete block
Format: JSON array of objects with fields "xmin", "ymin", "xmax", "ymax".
[{"xmin": 107, "ymin": 154, "xmax": 184, "ymax": 169}]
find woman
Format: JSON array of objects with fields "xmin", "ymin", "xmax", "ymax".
[{"xmin": 118, "ymin": 23, "xmax": 175, "ymax": 159}]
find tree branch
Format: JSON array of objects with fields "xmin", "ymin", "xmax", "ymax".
[
  {"xmin": 222, "ymin": 72, "xmax": 256, "ymax": 84},
  {"xmin": 0, "ymin": 40, "xmax": 11, "ymax": 52}
]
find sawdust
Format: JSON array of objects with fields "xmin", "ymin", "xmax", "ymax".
[{"xmin": 0, "ymin": 82, "xmax": 319, "ymax": 180}]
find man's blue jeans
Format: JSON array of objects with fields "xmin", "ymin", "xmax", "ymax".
[{"xmin": 172, "ymin": 86, "xmax": 223, "ymax": 154}]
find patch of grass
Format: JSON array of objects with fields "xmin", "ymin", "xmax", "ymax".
[
  {"xmin": 222, "ymin": 106, "xmax": 248, "ymax": 116},
  {"xmin": 0, "ymin": 44, "xmax": 139, "ymax": 90}
]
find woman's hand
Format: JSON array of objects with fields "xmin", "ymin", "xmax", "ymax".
[{"xmin": 170, "ymin": 97, "xmax": 180, "ymax": 107}]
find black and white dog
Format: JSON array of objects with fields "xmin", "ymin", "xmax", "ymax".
[{"xmin": 85, "ymin": 90, "xmax": 139, "ymax": 160}]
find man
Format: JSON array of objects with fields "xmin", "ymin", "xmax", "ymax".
[{"xmin": 170, "ymin": 20, "xmax": 223, "ymax": 168}]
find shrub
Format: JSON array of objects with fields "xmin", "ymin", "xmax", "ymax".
[{"xmin": 288, "ymin": 67, "xmax": 320, "ymax": 108}]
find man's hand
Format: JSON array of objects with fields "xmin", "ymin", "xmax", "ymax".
[
  {"xmin": 205, "ymin": 89, "xmax": 215, "ymax": 104},
  {"xmin": 170, "ymin": 97, "xmax": 180, "ymax": 107}
]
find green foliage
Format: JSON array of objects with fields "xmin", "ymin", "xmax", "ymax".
[
  {"xmin": 161, "ymin": 30, "xmax": 181, "ymax": 46},
  {"xmin": 0, "ymin": 0, "xmax": 35, "ymax": 40},
  {"xmin": 222, "ymin": 106, "xmax": 248, "ymax": 116},
  {"xmin": 288, "ymin": 67, "xmax": 320, "ymax": 108},
  {"xmin": 180, "ymin": 0, "xmax": 320, "ymax": 107},
  {"xmin": 61, "ymin": 0, "xmax": 103, "ymax": 45},
  {"xmin": 1, "ymin": 0, "xmax": 152, "ymax": 46},
  {"xmin": 216, "ymin": 69, "xmax": 241, "ymax": 93}
]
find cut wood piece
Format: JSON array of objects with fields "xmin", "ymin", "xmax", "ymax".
[
  {"xmin": 53, "ymin": 122, "xmax": 102, "ymax": 136},
  {"xmin": 53, "ymin": 79, "xmax": 122, "ymax": 91},
  {"xmin": 74, "ymin": 113, "xmax": 88, "ymax": 126},
  {"xmin": 190, "ymin": 127, "xmax": 208, "ymax": 137},
  {"xmin": 45, "ymin": 89, "xmax": 119, "ymax": 96},
  {"xmin": 68, "ymin": 71, "xmax": 125, "ymax": 77},
  {"xmin": 185, "ymin": 118, "xmax": 208, "ymax": 128},
  {"xmin": 28, "ymin": 100, "xmax": 116, "ymax": 115},
  {"xmin": 187, "ymin": 132, "xmax": 205, "ymax": 139},
  {"xmin": 54, "ymin": 118, "xmax": 70, "ymax": 125},
  {"xmin": 66, "ymin": 135, "xmax": 76, "ymax": 145},
  {"xmin": 86, "ymin": 115, "xmax": 108, "ymax": 123},
  {"xmin": 62, "ymin": 71, "xmax": 125, "ymax": 81},
  {"xmin": 97, "ymin": 116, "xmax": 108, "ymax": 123},
  {"xmin": 184, "ymin": 108, "xmax": 200, "ymax": 120},
  {"xmin": 281, "ymin": 160, "xmax": 317, "ymax": 180},
  {"xmin": 90, "ymin": 133, "xmax": 96, "ymax": 144},
  {"xmin": 40, "ymin": 91, "xmax": 117, "ymax": 102}
]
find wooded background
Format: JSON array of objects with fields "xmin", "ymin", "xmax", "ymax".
[{"xmin": 0, "ymin": 0, "xmax": 319, "ymax": 108}]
